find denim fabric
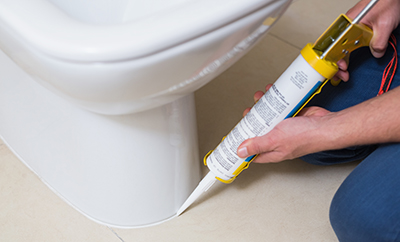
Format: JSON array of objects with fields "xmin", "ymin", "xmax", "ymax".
[
  {"xmin": 330, "ymin": 143, "xmax": 400, "ymax": 242},
  {"xmin": 300, "ymin": 25, "xmax": 400, "ymax": 241}
]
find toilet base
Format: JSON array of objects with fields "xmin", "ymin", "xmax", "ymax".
[{"xmin": 0, "ymin": 50, "xmax": 202, "ymax": 228}]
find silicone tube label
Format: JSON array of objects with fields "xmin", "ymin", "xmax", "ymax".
[{"xmin": 206, "ymin": 54, "xmax": 325, "ymax": 181}]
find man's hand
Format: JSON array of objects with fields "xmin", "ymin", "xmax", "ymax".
[
  {"xmin": 239, "ymin": 102, "xmax": 332, "ymax": 163},
  {"xmin": 239, "ymin": 84, "xmax": 333, "ymax": 163},
  {"xmin": 333, "ymin": 0, "xmax": 400, "ymax": 82},
  {"xmin": 347, "ymin": 0, "xmax": 400, "ymax": 58}
]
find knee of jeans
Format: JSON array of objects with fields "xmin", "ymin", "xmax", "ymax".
[
  {"xmin": 329, "ymin": 191, "xmax": 373, "ymax": 242},
  {"xmin": 329, "ymin": 187, "xmax": 399, "ymax": 242}
]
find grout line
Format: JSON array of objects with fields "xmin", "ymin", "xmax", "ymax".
[
  {"xmin": 107, "ymin": 227, "xmax": 125, "ymax": 242},
  {"xmin": 268, "ymin": 33, "xmax": 302, "ymax": 51}
]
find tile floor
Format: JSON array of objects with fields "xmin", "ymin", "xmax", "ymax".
[{"xmin": 0, "ymin": 0, "xmax": 361, "ymax": 241}]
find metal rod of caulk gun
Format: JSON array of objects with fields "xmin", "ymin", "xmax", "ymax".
[
  {"xmin": 352, "ymin": 0, "xmax": 379, "ymax": 24},
  {"xmin": 320, "ymin": 0, "xmax": 379, "ymax": 60}
]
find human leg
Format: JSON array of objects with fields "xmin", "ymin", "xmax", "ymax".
[
  {"xmin": 299, "ymin": 25, "xmax": 400, "ymax": 242},
  {"xmin": 329, "ymin": 143, "xmax": 400, "ymax": 242}
]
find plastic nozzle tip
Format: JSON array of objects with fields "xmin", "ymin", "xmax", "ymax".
[{"xmin": 176, "ymin": 172, "xmax": 217, "ymax": 216}]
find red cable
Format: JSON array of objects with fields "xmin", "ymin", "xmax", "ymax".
[{"xmin": 378, "ymin": 34, "xmax": 398, "ymax": 96}]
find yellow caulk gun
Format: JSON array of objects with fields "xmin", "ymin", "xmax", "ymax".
[{"xmin": 177, "ymin": 0, "xmax": 378, "ymax": 216}]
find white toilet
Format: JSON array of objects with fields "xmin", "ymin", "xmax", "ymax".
[{"xmin": 0, "ymin": 0, "xmax": 291, "ymax": 227}]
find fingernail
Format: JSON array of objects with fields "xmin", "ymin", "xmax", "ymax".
[{"xmin": 237, "ymin": 147, "xmax": 248, "ymax": 158}]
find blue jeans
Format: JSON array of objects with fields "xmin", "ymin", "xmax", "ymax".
[{"xmin": 302, "ymin": 26, "xmax": 400, "ymax": 241}]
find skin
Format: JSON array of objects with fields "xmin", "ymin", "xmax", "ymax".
[
  {"xmin": 337, "ymin": 0, "xmax": 400, "ymax": 81},
  {"xmin": 237, "ymin": 0, "xmax": 400, "ymax": 163}
]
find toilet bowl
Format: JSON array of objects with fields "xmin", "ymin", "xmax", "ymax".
[{"xmin": 0, "ymin": 0, "xmax": 291, "ymax": 228}]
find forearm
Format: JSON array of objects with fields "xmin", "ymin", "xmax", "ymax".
[{"xmin": 320, "ymin": 86, "xmax": 400, "ymax": 151}]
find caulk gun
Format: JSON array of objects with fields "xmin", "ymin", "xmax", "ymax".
[{"xmin": 177, "ymin": 0, "xmax": 378, "ymax": 216}]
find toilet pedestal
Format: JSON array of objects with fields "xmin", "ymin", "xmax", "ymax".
[{"xmin": 0, "ymin": 50, "xmax": 201, "ymax": 228}]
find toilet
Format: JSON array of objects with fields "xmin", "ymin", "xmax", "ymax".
[{"xmin": 0, "ymin": 0, "xmax": 291, "ymax": 228}]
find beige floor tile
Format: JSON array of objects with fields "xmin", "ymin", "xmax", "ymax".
[
  {"xmin": 113, "ymin": 161, "xmax": 356, "ymax": 242},
  {"xmin": 0, "ymin": 141, "xmax": 119, "ymax": 242},
  {"xmin": 270, "ymin": 0, "xmax": 360, "ymax": 49}
]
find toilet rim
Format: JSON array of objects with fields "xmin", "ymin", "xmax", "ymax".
[{"xmin": 0, "ymin": 0, "xmax": 286, "ymax": 62}]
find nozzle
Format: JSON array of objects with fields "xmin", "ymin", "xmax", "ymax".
[{"xmin": 176, "ymin": 172, "xmax": 217, "ymax": 216}]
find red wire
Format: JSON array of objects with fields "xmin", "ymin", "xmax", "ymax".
[{"xmin": 378, "ymin": 34, "xmax": 398, "ymax": 96}]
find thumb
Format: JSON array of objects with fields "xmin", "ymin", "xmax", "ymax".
[
  {"xmin": 237, "ymin": 136, "xmax": 271, "ymax": 158},
  {"xmin": 369, "ymin": 26, "xmax": 390, "ymax": 58}
]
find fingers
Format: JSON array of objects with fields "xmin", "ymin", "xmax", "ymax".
[
  {"xmin": 369, "ymin": 25, "xmax": 390, "ymax": 58},
  {"xmin": 237, "ymin": 134, "xmax": 275, "ymax": 159},
  {"xmin": 243, "ymin": 84, "xmax": 273, "ymax": 117},
  {"xmin": 264, "ymin": 83, "xmax": 273, "ymax": 92},
  {"xmin": 238, "ymin": 106, "xmax": 332, "ymax": 163},
  {"xmin": 253, "ymin": 91, "xmax": 264, "ymax": 103},
  {"xmin": 334, "ymin": 70, "xmax": 349, "ymax": 83},
  {"xmin": 242, "ymin": 107, "xmax": 251, "ymax": 117},
  {"xmin": 337, "ymin": 59, "xmax": 348, "ymax": 71},
  {"xmin": 297, "ymin": 106, "xmax": 330, "ymax": 117},
  {"xmin": 334, "ymin": 59, "xmax": 349, "ymax": 82},
  {"xmin": 243, "ymin": 91, "xmax": 263, "ymax": 116},
  {"xmin": 345, "ymin": 0, "xmax": 399, "ymax": 59},
  {"xmin": 237, "ymin": 137, "xmax": 264, "ymax": 159},
  {"xmin": 237, "ymin": 136, "xmax": 283, "ymax": 164},
  {"xmin": 254, "ymin": 84, "xmax": 273, "ymax": 103}
]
